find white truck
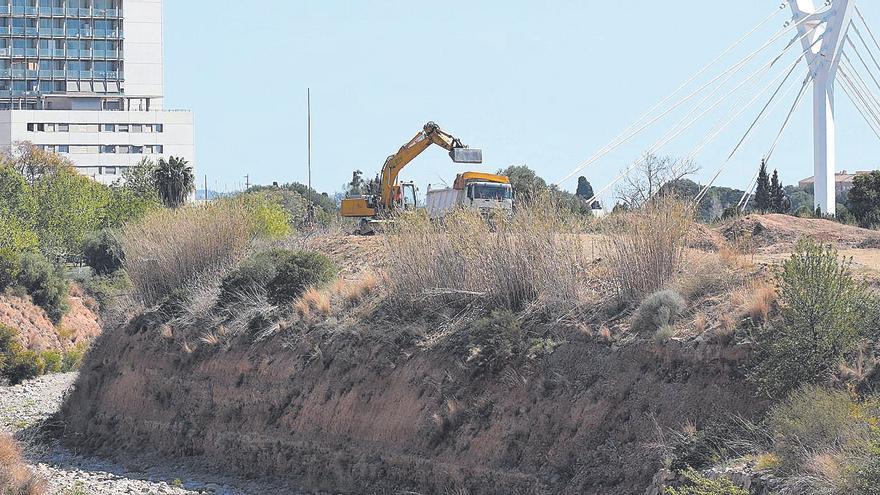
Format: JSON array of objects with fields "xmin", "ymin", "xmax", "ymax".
[{"xmin": 425, "ymin": 172, "xmax": 514, "ymax": 219}]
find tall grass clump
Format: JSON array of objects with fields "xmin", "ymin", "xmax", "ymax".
[
  {"xmin": 0, "ymin": 434, "xmax": 45, "ymax": 495},
  {"xmin": 607, "ymin": 196, "xmax": 693, "ymax": 302},
  {"xmin": 386, "ymin": 194, "xmax": 591, "ymax": 312},
  {"xmin": 122, "ymin": 196, "xmax": 289, "ymax": 307}
]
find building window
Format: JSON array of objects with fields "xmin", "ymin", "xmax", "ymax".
[
  {"xmin": 100, "ymin": 145, "xmax": 116, "ymax": 154},
  {"xmin": 57, "ymin": 145, "xmax": 68, "ymax": 153},
  {"xmin": 57, "ymin": 124, "xmax": 69, "ymax": 132},
  {"xmin": 131, "ymin": 124, "xmax": 143, "ymax": 133},
  {"xmin": 117, "ymin": 124, "xmax": 129, "ymax": 132},
  {"xmin": 155, "ymin": 124, "xmax": 164, "ymax": 133},
  {"xmin": 45, "ymin": 123, "xmax": 55, "ymax": 132},
  {"xmin": 102, "ymin": 124, "xmax": 115, "ymax": 132},
  {"xmin": 103, "ymin": 166, "xmax": 117, "ymax": 175}
]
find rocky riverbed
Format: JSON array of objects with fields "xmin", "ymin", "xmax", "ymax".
[{"xmin": 0, "ymin": 373, "xmax": 293, "ymax": 495}]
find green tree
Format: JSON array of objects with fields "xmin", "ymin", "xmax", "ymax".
[
  {"xmin": 153, "ymin": 156, "xmax": 194, "ymax": 208},
  {"xmin": 576, "ymin": 176, "xmax": 595, "ymax": 199},
  {"xmin": 770, "ymin": 169, "xmax": 785, "ymax": 213},
  {"xmin": 118, "ymin": 157, "xmax": 159, "ymax": 200},
  {"xmin": 665, "ymin": 468, "xmax": 747, "ymax": 495},
  {"xmin": 30, "ymin": 166, "xmax": 109, "ymax": 260},
  {"xmin": 749, "ymin": 239, "xmax": 873, "ymax": 397},
  {"xmin": 847, "ymin": 171, "xmax": 880, "ymax": 228},
  {"xmin": 754, "ymin": 160, "xmax": 771, "ymax": 213},
  {"xmin": 0, "ymin": 163, "xmax": 34, "ymax": 219},
  {"xmin": 498, "ymin": 165, "xmax": 547, "ymax": 203}
]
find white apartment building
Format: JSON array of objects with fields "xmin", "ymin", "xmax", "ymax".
[{"xmin": 0, "ymin": 0, "xmax": 193, "ymax": 184}]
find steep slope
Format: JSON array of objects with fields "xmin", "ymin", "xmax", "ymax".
[{"xmin": 59, "ymin": 313, "xmax": 762, "ymax": 495}]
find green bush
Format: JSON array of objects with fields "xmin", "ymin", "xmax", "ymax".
[
  {"xmin": 16, "ymin": 253, "xmax": 69, "ymax": 323},
  {"xmin": 768, "ymin": 385, "xmax": 868, "ymax": 473},
  {"xmin": 749, "ymin": 239, "xmax": 872, "ymax": 397},
  {"xmin": 632, "ymin": 289, "xmax": 686, "ymax": 334},
  {"xmin": 40, "ymin": 350, "xmax": 63, "ymax": 374},
  {"xmin": 218, "ymin": 249, "xmax": 297, "ymax": 307},
  {"xmin": 82, "ymin": 229, "xmax": 124, "ymax": 275},
  {"xmin": 665, "ymin": 468, "xmax": 747, "ymax": 495},
  {"xmin": 61, "ymin": 342, "xmax": 87, "ymax": 372},
  {"xmin": 467, "ymin": 309, "xmax": 524, "ymax": 372},
  {"xmin": 79, "ymin": 270, "xmax": 132, "ymax": 309},
  {"xmin": 0, "ymin": 325, "xmax": 44, "ymax": 385},
  {"xmin": 266, "ymin": 251, "xmax": 337, "ymax": 306}
]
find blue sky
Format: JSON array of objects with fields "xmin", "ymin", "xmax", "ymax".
[{"xmin": 164, "ymin": 1, "xmax": 880, "ymax": 202}]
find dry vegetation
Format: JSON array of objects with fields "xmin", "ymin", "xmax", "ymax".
[
  {"xmin": 385, "ymin": 196, "xmax": 593, "ymax": 313},
  {"xmin": 122, "ymin": 201, "xmax": 255, "ymax": 307},
  {"xmin": 0, "ymin": 435, "xmax": 44, "ymax": 495}
]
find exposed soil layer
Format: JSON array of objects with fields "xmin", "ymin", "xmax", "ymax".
[
  {"xmin": 0, "ymin": 289, "xmax": 100, "ymax": 351},
  {"xmin": 719, "ymin": 214, "xmax": 880, "ymax": 253},
  {"xmin": 59, "ymin": 315, "xmax": 764, "ymax": 495}
]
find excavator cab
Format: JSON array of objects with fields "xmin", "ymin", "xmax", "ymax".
[{"xmin": 391, "ymin": 182, "xmax": 418, "ymax": 210}]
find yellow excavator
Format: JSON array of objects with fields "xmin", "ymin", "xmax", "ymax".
[{"xmin": 341, "ymin": 121, "xmax": 483, "ymax": 233}]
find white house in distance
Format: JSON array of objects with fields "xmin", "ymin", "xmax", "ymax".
[{"xmin": 0, "ymin": 0, "xmax": 193, "ymax": 185}]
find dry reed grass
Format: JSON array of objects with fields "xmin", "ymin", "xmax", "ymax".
[
  {"xmin": 121, "ymin": 201, "xmax": 255, "ymax": 307},
  {"xmin": 385, "ymin": 195, "xmax": 593, "ymax": 312},
  {"xmin": 607, "ymin": 197, "xmax": 694, "ymax": 302},
  {"xmin": 736, "ymin": 280, "xmax": 777, "ymax": 325},
  {"xmin": 295, "ymin": 287, "xmax": 331, "ymax": 319},
  {"xmin": 0, "ymin": 435, "xmax": 45, "ymax": 495},
  {"xmin": 335, "ymin": 271, "xmax": 381, "ymax": 306}
]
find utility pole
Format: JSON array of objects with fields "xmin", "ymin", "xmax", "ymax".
[
  {"xmin": 789, "ymin": 0, "xmax": 854, "ymax": 216},
  {"xmin": 245, "ymin": 174, "xmax": 250, "ymax": 190},
  {"xmin": 307, "ymin": 88, "xmax": 314, "ymax": 225},
  {"xmin": 204, "ymin": 174, "xmax": 208, "ymax": 202}
]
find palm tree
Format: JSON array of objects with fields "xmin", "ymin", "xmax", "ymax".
[{"xmin": 152, "ymin": 156, "xmax": 194, "ymax": 208}]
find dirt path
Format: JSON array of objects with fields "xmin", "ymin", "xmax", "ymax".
[{"xmin": 0, "ymin": 373, "xmax": 276, "ymax": 495}]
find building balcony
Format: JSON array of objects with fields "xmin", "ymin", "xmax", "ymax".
[
  {"xmin": 38, "ymin": 49, "xmax": 65, "ymax": 57},
  {"xmin": 11, "ymin": 7, "xmax": 38, "ymax": 16},
  {"xmin": 38, "ymin": 27, "xmax": 65, "ymax": 36}
]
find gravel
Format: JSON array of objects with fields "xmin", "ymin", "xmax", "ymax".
[{"xmin": 0, "ymin": 373, "xmax": 278, "ymax": 495}]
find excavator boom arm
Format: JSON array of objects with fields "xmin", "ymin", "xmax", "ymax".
[{"xmin": 379, "ymin": 122, "xmax": 481, "ymax": 209}]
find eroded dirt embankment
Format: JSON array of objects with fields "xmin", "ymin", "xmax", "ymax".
[{"xmin": 58, "ymin": 312, "xmax": 765, "ymax": 495}]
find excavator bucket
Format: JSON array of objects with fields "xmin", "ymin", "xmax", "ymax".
[{"xmin": 450, "ymin": 148, "xmax": 482, "ymax": 164}]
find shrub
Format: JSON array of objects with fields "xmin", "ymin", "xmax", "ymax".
[
  {"xmin": 768, "ymin": 385, "xmax": 868, "ymax": 473},
  {"xmin": 3, "ymin": 350, "xmax": 44, "ymax": 385},
  {"xmin": 266, "ymin": 251, "xmax": 337, "ymax": 306},
  {"xmin": 79, "ymin": 270, "xmax": 132, "ymax": 310},
  {"xmin": 632, "ymin": 290, "xmax": 686, "ymax": 335},
  {"xmin": 61, "ymin": 342, "xmax": 87, "ymax": 372},
  {"xmin": 466, "ymin": 309, "xmax": 524, "ymax": 372},
  {"xmin": 16, "ymin": 253, "xmax": 69, "ymax": 324},
  {"xmin": 82, "ymin": 229, "xmax": 124, "ymax": 275},
  {"xmin": 749, "ymin": 239, "xmax": 872, "ymax": 397},
  {"xmin": 294, "ymin": 287, "xmax": 332, "ymax": 319},
  {"xmin": 608, "ymin": 197, "xmax": 693, "ymax": 302},
  {"xmin": 218, "ymin": 249, "xmax": 296, "ymax": 307},
  {"xmin": 846, "ymin": 443, "xmax": 880, "ymax": 495},
  {"xmin": 40, "ymin": 350, "xmax": 62, "ymax": 374},
  {"xmin": 121, "ymin": 200, "xmax": 256, "ymax": 306},
  {"xmin": 665, "ymin": 468, "xmax": 747, "ymax": 495},
  {"xmin": 0, "ymin": 434, "xmax": 46, "ymax": 495}
]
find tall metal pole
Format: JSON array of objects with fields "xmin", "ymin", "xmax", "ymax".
[
  {"xmin": 308, "ymin": 88, "xmax": 313, "ymax": 224},
  {"xmin": 789, "ymin": 0, "xmax": 854, "ymax": 216},
  {"xmin": 204, "ymin": 174, "xmax": 208, "ymax": 202}
]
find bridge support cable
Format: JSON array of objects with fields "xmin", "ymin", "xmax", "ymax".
[
  {"xmin": 838, "ymin": 60, "xmax": 880, "ymax": 124},
  {"xmin": 642, "ymin": 33, "xmax": 810, "ymax": 162},
  {"xmin": 687, "ymin": 52, "xmax": 810, "ymax": 163},
  {"xmin": 581, "ymin": 32, "xmax": 823, "ymax": 208},
  {"xmin": 838, "ymin": 65, "xmax": 880, "ymax": 132},
  {"xmin": 737, "ymin": 72, "xmax": 813, "ymax": 210},
  {"xmin": 847, "ymin": 24, "xmax": 880, "ymax": 89},
  {"xmin": 838, "ymin": 74, "xmax": 880, "ymax": 140},
  {"xmin": 843, "ymin": 32, "xmax": 880, "ymax": 102},
  {"xmin": 555, "ymin": 9, "xmax": 814, "ymax": 187},
  {"xmin": 854, "ymin": 3, "xmax": 880, "ymax": 65},
  {"xmin": 694, "ymin": 39, "xmax": 825, "ymax": 204}
]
